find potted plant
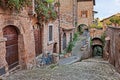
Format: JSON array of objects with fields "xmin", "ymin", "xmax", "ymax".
[{"xmin": 66, "ymin": 41, "xmax": 74, "ymax": 57}]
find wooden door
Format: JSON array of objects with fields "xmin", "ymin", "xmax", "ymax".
[
  {"xmin": 3, "ymin": 26, "xmax": 19, "ymax": 69},
  {"xmin": 33, "ymin": 24, "xmax": 42, "ymax": 56}
]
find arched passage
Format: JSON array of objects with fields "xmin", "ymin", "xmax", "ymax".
[
  {"xmin": 77, "ymin": 24, "xmax": 88, "ymax": 34},
  {"xmin": 63, "ymin": 33, "xmax": 67, "ymax": 50},
  {"xmin": 91, "ymin": 37, "xmax": 103, "ymax": 57},
  {"xmin": 3, "ymin": 25, "xmax": 20, "ymax": 69},
  {"xmin": 92, "ymin": 45, "xmax": 103, "ymax": 57}
]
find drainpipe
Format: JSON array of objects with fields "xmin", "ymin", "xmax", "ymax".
[{"xmin": 58, "ymin": 0, "xmax": 61, "ymax": 53}]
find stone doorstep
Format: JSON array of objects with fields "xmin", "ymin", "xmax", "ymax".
[
  {"xmin": 8, "ymin": 65, "xmax": 21, "ymax": 74},
  {"xmin": 0, "ymin": 65, "xmax": 21, "ymax": 80}
]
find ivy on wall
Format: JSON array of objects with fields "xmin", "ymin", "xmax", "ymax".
[
  {"xmin": 0, "ymin": 0, "xmax": 58, "ymax": 22},
  {"xmin": 35, "ymin": 0, "xmax": 57, "ymax": 22}
]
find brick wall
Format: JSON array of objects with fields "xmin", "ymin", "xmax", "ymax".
[
  {"xmin": 77, "ymin": 1, "xmax": 94, "ymax": 26},
  {"xmin": 0, "ymin": 7, "xmax": 36, "ymax": 71},
  {"xmin": 104, "ymin": 27, "xmax": 120, "ymax": 73}
]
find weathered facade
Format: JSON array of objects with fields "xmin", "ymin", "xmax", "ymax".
[
  {"xmin": 0, "ymin": 7, "xmax": 36, "ymax": 74},
  {"xmin": 104, "ymin": 26, "xmax": 120, "ymax": 73},
  {"xmin": 0, "ymin": 1, "xmax": 60, "ymax": 75},
  {"xmin": 59, "ymin": 0, "xmax": 75, "ymax": 52},
  {"xmin": 77, "ymin": 0, "xmax": 95, "ymax": 26}
]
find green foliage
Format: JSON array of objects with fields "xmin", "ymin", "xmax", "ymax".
[
  {"xmin": 66, "ymin": 41, "xmax": 74, "ymax": 53},
  {"xmin": 35, "ymin": 0, "xmax": 57, "ymax": 22},
  {"xmin": 73, "ymin": 32, "xmax": 79, "ymax": 42},
  {"xmin": 101, "ymin": 32, "xmax": 106, "ymax": 46},
  {"xmin": 0, "ymin": 0, "xmax": 30, "ymax": 11},
  {"xmin": 90, "ymin": 18, "xmax": 103, "ymax": 29},
  {"xmin": 90, "ymin": 37, "xmax": 93, "ymax": 46},
  {"xmin": 105, "ymin": 20, "xmax": 112, "ymax": 25},
  {"xmin": 54, "ymin": 2, "xmax": 60, "ymax": 7},
  {"xmin": 93, "ymin": 46, "xmax": 103, "ymax": 56},
  {"xmin": 110, "ymin": 16, "xmax": 120, "ymax": 26},
  {"xmin": 46, "ymin": 0, "xmax": 54, "ymax": 3},
  {"xmin": 63, "ymin": 32, "xmax": 79, "ymax": 54}
]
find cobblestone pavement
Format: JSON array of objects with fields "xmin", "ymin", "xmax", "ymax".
[{"xmin": 5, "ymin": 58, "xmax": 120, "ymax": 80}]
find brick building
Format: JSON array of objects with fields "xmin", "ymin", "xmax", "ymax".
[
  {"xmin": 59, "ymin": 0, "xmax": 95, "ymax": 52},
  {"xmin": 0, "ymin": 0, "xmax": 59, "ymax": 75},
  {"xmin": 77, "ymin": 0, "xmax": 95, "ymax": 28},
  {"xmin": 104, "ymin": 26, "xmax": 120, "ymax": 73},
  {"xmin": 0, "ymin": 7, "xmax": 36, "ymax": 73},
  {"xmin": 58, "ymin": 0, "xmax": 75, "ymax": 52}
]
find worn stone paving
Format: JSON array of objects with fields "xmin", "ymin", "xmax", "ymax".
[{"xmin": 5, "ymin": 58, "xmax": 120, "ymax": 80}]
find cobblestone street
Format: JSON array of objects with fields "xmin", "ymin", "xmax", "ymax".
[{"xmin": 5, "ymin": 57, "xmax": 120, "ymax": 80}]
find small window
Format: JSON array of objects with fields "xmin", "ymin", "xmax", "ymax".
[
  {"xmin": 81, "ymin": 10, "xmax": 88, "ymax": 18},
  {"xmin": 49, "ymin": 25, "xmax": 53, "ymax": 41}
]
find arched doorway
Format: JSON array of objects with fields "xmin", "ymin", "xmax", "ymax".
[
  {"xmin": 3, "ymin": 25, "xmax": 19, "ymax": 69},
  {"xmin": 63, "ymin": 33, "xmax": 67, "ymax": 50},
  {"xmin": 33, "ymin": 23, "xmax": 43, "ymax": 56},
  {"xmin": 53, "ymin": 43, "xmax": 57, "ymax": 53}
]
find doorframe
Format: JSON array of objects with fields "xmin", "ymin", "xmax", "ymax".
[{"xmin": 2, "ymin": 25, "xmax": 26, "ymax": 71}]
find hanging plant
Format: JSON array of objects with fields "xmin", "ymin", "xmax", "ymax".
[
  {"xmin": 35, "ymin": 0, "xmax": 57, "ymax": 22},
  {"xmin": 46, "ymin": 0, "xmax": 54, "ymax": 3},
  {"xmin": 54, "ymin": 2, "xmax": 60, "ymax": 7},
  {"xmin": 0, "ymin": 0, "xmax": 31, "ymax": 12}
]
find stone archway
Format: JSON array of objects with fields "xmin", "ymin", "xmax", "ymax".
[
  {"xmin": 63, "ymin": 33, "xmax": 67, "ymax": 50},
  {"xmin": 92, "ymin": 45, "xmax": 103, "ymax": 57},
  {"xmin": 91, "ymin": 37, "xmax": 103, "ymax": 57},
  {"xmin": 3, "ymin": 25, "xmax": 20, "ymax": 69},
  {"xmin": 77, "ymin": 24, "xmax": 88, "ymax": 34}
]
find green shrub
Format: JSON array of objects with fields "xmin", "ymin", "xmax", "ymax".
[
  {"xmin": 101, "ymin": 32, "xmax": 106, "ymax": 46},
  {"xmin": 66, "ymin": 41, "xmax": 74, "ymax": 53},
  {"xmin": 73, "ymin": 32, "xmax": 79, "ymax": 42}
]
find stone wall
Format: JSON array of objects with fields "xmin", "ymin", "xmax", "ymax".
[
  {"xmin": 90, "ymin": 28, "xmax": 104, "ymax": 38},
  {"xmin": 42, "ymin": 20, "xmax": 59, "ymax": 53},
  {"xmin": 104, "ymin": 27, "xmax": 120, "ymax": 73}
]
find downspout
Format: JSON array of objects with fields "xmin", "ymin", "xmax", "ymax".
[{"xmin": 58, "ymin": 0, "xmax": 61, "ymax": 53}]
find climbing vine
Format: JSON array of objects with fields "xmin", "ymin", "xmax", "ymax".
[
  {"xmin": 0, "ymin": 0, "xmax": 58, "ymax": 22},
  {"xmin": 35, "ymin": 0, "xmax": 57, "ymax": 22},
  {"xmin": 0, "ymin": 0, "xmax": 31, "ymax": 11}
]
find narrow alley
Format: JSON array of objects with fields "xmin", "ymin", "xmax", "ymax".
[
  {"xmin": 5, "ymin": 58, "xmax": 120, "ymax": 80},
  {"xmin": 0, "ymin": 0, "xmax": 120, "ymax": 80}
]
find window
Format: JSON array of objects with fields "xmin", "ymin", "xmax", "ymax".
[
  {"xmin": 49, "ymin": 25, "xmax": 53, "ymax": 41},
  {"xmin": 81, "ymin": 10, "xmax": 88, "ymax": 18},
  {"xmin": 63, "ymin": 33, "xmax": 67, "ymax": 50}
]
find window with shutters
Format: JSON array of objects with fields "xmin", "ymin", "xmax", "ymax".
[{"xmin": 81, "ymin": 10, "xmax": 88, "ymax": 18}]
